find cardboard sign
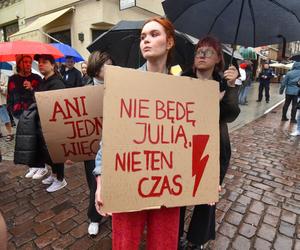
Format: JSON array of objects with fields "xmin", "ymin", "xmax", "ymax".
[
  {"xmin": 102, "ymin": 66, "xmax": 220, "ymax": 213},
  {"xmin": 35, "ymin": 85, "xmax": 103, "ymax": 163}
]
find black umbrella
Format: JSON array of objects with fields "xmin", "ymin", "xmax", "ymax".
[
  {"xmin": 162, "ymin": 0, "xmax": 300, "ymax": 52},
  {"xmin": 87, "ymin": 20, "xmax": 195, "ymax": 71},
  {"xmin": 290, "ymin": 54, "xmax": 300, "ymax": 62}
]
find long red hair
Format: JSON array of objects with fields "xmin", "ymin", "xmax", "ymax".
[
  {"xmin": 195, "ymin": 36, "xmax": 224, "ymax": 73},
  {"xmin": 141, "ymin": 17, "xmax": 175, "ymax": 70}
]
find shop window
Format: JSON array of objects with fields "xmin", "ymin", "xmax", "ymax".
[
  {"xmin": 49, "ymin": 29, "xmax": 71, "ymax": 45},
  {"xmin": 92, "ymin": 29, "xmax": 107, "ymax": 42},
  {"xmin": 1, "ymin": 22, "xmax": 19, "ymax": 41}
]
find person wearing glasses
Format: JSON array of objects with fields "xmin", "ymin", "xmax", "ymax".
[{"xmin": 179, "ymin": 36, "xmax": 240, "ymax": 250}]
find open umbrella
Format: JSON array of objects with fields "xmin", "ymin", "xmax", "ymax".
[
  {"xmin": 50, "ymin": 43, "xmax": 84, "ymax": 62},
  {"xmin": 87, "ymin": 20, "xmax": 195, "ymax": 71},
  {"xmin": 290, "ymin": 54, "xmax": 300, "ymax": 62},
  {"xmin": 162, "ymin": 0, "xmax": 300, "ymax": 55},
  {"xmin": 0, "ymin": 62, "xmax": 13, "ymax": 70},
  {"xmin": 0, "ymin": 40, "xmax": 63, "ymax": 62}
]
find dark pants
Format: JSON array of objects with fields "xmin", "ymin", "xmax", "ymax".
[
  {"xmin": 179, "ymin": 205, "xmax": 215, "ymax": 246},
  {"xmin": 84, "ymin": 160, "xmax": 102, "ymax": 223},
  {"xmin": 258, "ymin": 82, "xmax": 270, "ymax": 101},
  {"xmin": 51, "ymin": 163, "xmax": 64, "ymax": 181},
  {"xmin": 282, "ymin": 94, "xmax": 298, "ymax": 120}
]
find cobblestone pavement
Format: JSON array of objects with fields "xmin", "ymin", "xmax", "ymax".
[{"xmin": 0, "ymin": 103, "xmax": 299, "ymax": 249}]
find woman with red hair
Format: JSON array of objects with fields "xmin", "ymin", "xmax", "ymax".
[
  {"xmin": 179, "ymin": 36, "xmax": 240, "ymax": 249},
  {"xmin": 94, "ymin": 17, "xmax": 180, "ymax": 250}
]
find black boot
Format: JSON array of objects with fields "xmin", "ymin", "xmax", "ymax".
[{"xmin": 178, "ymin": 237, "xmax": 188, "ymax": 250}]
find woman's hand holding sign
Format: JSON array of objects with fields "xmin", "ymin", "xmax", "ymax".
[{"xmin": 95, "ymin": 175, "xmax": 111, "ymax": 217}]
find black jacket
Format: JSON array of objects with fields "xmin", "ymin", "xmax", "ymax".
[
  {"xmin": 259, "ymin": 68, "xmax": 273, "ymax": 85},
  {"xmin": 182, "ymin": 69, "xmax": 240, "ymax": 184},
  {"xmin": 61, "ymin": 67, "xmax": 83, "ymax": 88},
  {"xmin": 14, "ymin": 74, "xmax": 65, "ymax": 166}
]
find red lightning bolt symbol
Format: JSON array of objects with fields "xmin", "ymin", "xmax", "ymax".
[{"xmin": 192, "ymin": 135, "xmax": 209, "ymax": 197}]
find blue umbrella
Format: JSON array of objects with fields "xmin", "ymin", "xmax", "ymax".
[
  {"xmin": 0, "ymin": 62, "xmax": 12, "ymax": 70},
  {"xmin": 50, "ymin": 43, "xmax": 84, "ymax": 62}
]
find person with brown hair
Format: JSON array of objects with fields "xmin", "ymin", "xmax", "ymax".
[
  {"xmin": 80, "ymin": 61, "xmax": 91, "ymax": 85},
  {"xmin": 15, "ymin": 54, "xmax": 66, "ymax": 193},
  {"xmin": 94, "ymin": 17, "xmax": 180, "ymax": 250},
  {"xmin": 81, "ymin": 51, "xmax": 113, "ymax": 236},
  {"xmin": 87, "ymin": 51, "xmax": 113, "ymax": 85},
  {"xmin": 179, "ymin": 36, "xmax": 240, "ymax": 250}
]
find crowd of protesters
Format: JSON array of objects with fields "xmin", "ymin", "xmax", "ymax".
[{"xmin": 0, "ymin": 15, "xmax": 299, "ymax": 250}]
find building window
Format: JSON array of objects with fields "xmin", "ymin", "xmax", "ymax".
[
  {"xmin": 91, "ymin": 29, "xmax": 107, "ymax": 42},
  {"xmin": 0, "ymin": 22, "xmax": 19, "ymax": 41},
  {"xmin": 49, "ymin": 29, "xmax": 71, "ymax": 45}
]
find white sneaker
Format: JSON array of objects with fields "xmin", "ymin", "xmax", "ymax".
[
  {"xmin": 291, "ymin": 130, "xmax": 300, "ymax": 136},
  {"xmin": 88, "ymin": 222, "xmax": 99, "ymax": 236},
  {"xmin": 32, "ymin": 167, "xmax": 48, "ymax": 179},
  {"xmin": 25, "ymin": 168, "xmax": 39, "ymax": 178},
  {"xmin": 42, "ymin": 175, "xmax": 55, "ymax": 185},
  {"xmin": 46, "ymin": 179, "xmax": 67, "ymax": 193}
]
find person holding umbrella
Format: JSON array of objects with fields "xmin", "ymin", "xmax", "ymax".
[
  {"xmin": 94, "ymin": 17, "xmax": 181, "ymax": 250},
  {"xmin": 7, "ymin": 54, "xmax": 48, "ymax": 179},
  {"xmin": 179, "ymin": 36, "xmax": 240, "ymax": 250}
]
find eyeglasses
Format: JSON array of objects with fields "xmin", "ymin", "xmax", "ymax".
[{"xmin": 195, "ymin": 49, "xmax": 215, "ymax": 58}]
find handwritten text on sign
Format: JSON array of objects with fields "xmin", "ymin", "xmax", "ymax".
[
  {"xmin": 102, "ymin": 66, "xmax": 219, "ymax": 212},
  {"xmin": 35, "ymin": 85, "xmax": 104, "ymax": 163},
  {"xmin": 115, "ymin": 98, "xmax": 209, "ymax": 198}
]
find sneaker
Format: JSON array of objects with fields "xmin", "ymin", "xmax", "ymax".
[
  {"xmin": 25, "ymin": 168, "xmax": 39, "ymax": 178},
  {"xmin": 256, "ymin": 100, "xmax": 261, "ymax": 102},
  {"xmin": 32, "ymin": 168, "xmax": 48, "ymax": 179},
  {"xmin": 290, "ymin": 119, "xmax": 297, "ymax": 124},
  {"xmin": 266, "ymin": 100, "xmax": 269, "ymax": 103},
  {"xmin": 46, "ymin": 179, "xmax": 67, "ymax": 193},
  {"xmin": 291, "ymin": 130, "xmax": 300, "ymax": 136},
  {"xmin": 42, "ymin": 175, "xmax": 55, "ymax": 185},
  {"xmin": 281, "ymin": 117, "xmax": 289, "ymax": 121},
  {"xmin": 88, "ymin": 222, "xmax": 99, "ymax": 236}
]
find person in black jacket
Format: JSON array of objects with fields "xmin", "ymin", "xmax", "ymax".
[
  {"xmin": 179, "ymin": 36, "xmax": 240, "ymax": 250},
  {"xmin": 257, "ymin": 62, "xmax": 273, "ymax": 103},
  {"xmin": 34, "ymin": 54, "xmax": 67, "ymax": 192},
  {"xmin": 82, "ymin": 51, "xmax": 113, "ymax": 236},
  {"xmin": 60, "ymin": 56, "xmax": 83, "ymax": 88}
]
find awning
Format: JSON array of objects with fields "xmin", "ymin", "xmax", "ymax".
[{"xmin": 10, "ymin": 7, "xmax": 73, "ymax": 40}]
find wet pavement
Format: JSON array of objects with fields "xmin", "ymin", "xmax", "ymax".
[{"xmin": 0, "ymin": 82, "xmax": 299, "ymax": 249}]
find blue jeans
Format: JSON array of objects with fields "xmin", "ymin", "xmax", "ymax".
[
  {"xmin": 239, "ymin": 86, "xmax": 250, "ymax": 104},
  {"xmin": 297, "ymin": 112, "xmax": 300, "ymax": 132}
]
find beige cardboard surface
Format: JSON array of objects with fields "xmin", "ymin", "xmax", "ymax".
[
  {"xmin": 35, "ymin": 85, "xmax": 103, "ymax": 163},
  {"xmin": 102, "ymin": 66, "xmax": 220, "ymax": 213}
]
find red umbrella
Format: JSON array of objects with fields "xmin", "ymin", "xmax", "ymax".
[{"xmin": 0, "ymin": 40, "xmax": 64, "ymax": 62}]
